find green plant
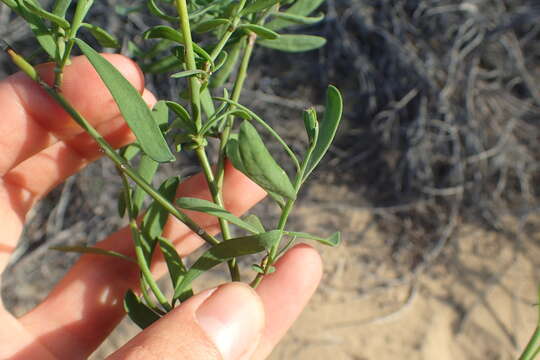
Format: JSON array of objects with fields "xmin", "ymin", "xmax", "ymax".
[
  {"xmin": 519, "ymin": 286, "xmax": 540, "ymax": 360},
  {"xmin": 2, "ymin": 0, "xmax": 342, "ymax": 328}
]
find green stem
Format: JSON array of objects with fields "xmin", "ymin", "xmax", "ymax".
[
  {"xmin": 39, "ymin": 84, "xmax": 220, "ymax": 247},
  {"xmin": 209, "ymin": 0, "xmax": 248, "ymax": 62},
  {"xmin": 175, "ymin": 0, "xmax": 201, "ymax": 130},
  {"xmin": 119, "ymin": 170, "xmax": 171, "ymax": 312},
  {"xmin": 520, "ymin": 326, "xmax": 540, "ymax": 360}
]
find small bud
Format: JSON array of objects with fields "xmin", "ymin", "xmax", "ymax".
[
  {"xmin": 303, "ymin": 107, "xmax": 319, "ymax": 143},
  {"xmin": 5, "ymin": 47, "xmax": 40, "ymax": 82}
]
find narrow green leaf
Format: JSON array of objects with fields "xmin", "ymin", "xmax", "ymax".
[
  {"xmin": 143, "ymin": 25, "xmax": 184, "ymax": 43},
  {"xmin": 284, "ymin": 231, "xmax": 341, "ymax": 247},
  {"xmin": 240, "ymin": 0, "xmax": 279, "ymax": 15},
  {"xmin": 211, "ymin": 40, "xmax": 241, "ymax": 88},
  {"xmin": 237, "ymin": 121, "xmax": 296, "ymax": 200},
  {"xmin": 194, "ymin": 18, "xmax": 230, "ymax": 33},
  {"xmin": 70, "ymin": 0, "xmax": 93, "ymax": 37},
  {"xmin": 200, "ymin": 87, "xmax": 216, "ymax": 119},
  {"xmin": 140, "ymin": 177, "xmax": 180, "ymax": 261},
  {"xmin": 173, "ymin": 231, "xmax": 282, "ymax": 300},
  {"xmin": 52, "ymin": 0, "xmax": 72, "ymax": 17},
  {"xmin": 243, "ymin": 214, "xmax": 266, "ymax": 233},
  {"xmin": 76, "ymin": 39, "xmax": 174, "ymax": 162},
  {"xmin": 4, "ymin": 1, "xmax": 57, "ymax": 59},
  {"xmin": 124, "ymin": 289, "xmax": 161, "ymax": 329},
  {"xmin": 50, "ymin": 245, "xmax": 136, "ymax": 262},
  {"xmin": 158, "ymin": 236, "xmax": 186, "ymax": 288},
  {"xmin": 239, "ymin": 24, "xmax": 279, "ymax": 40},
  {"xmin": 176, "ymin": 197, "xmax": 260, "ymax": 234},
  {"xmin": 170, "ymin": 69, "xmax": 206, "ymax": 79},
  {"xmin": 270, "ymin": 12, "xmax": 324, "ymax": 26},
  {"xmin": 266, "ymin": 0, "xmax": 325, "ymax": 30},
  {"xmin": 303, "ymin": 85, "xmax": 343, "ymax": 180},
  {"xmin": 226, "ymin": 138, "xmax": 247, "ymax": 173},
  {"xmin": 189, "ymin": 2, "xmax": 218, "ymax": 19},
  {"xmin": 22, "ymin": 0, "xmax": 71, "ymax": 30},
  {"xmin": 147, "ymin": 0, "xmax": 179, "ymax": 22},
  {"xmin": 80, "ymin": 23, "xmax": 119, "ymax": 48},
  {"xmin": 258, "ymin": 34, "xmax": 326, "ymax": 52},
  {"xmin": 165, "ymin": 101, "xmax": 195, "ymax": 133},
  {"xmin": 143, "ymin": 55, "xmax": 182, "ymax": 74}
]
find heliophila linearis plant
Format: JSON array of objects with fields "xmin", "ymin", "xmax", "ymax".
[{"xmin": 1, "ymin": 0, "xmax": 344, "ymax": 329}]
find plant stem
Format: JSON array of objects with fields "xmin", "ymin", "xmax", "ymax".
[
  {"xmin": 520, "ymin": 326, "xmax": 540, "ymax": 360},
  {"xmin": 209, "ymin": 0, "xmax": 248, "ymax": 62},
  {"xmin": 175, "ymin": 0, "xmax": 201, "ymax": 130},
  {"xmin": 39, "ymin": 83, "xmax": 220, "ymax": 246}
]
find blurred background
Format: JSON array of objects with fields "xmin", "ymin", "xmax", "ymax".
[{"xmin": 1, "ymin": 0, "xmax": 539, "ymax": 359}]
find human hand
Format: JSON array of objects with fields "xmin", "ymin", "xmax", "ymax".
[{"xmin": 0, "ymin": 55, "xmax": 323, "ymax": 359}]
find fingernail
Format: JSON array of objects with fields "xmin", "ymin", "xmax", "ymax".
[{"xmin": 196, "ymin": 283, "xmax": 264, "ymax": 360}]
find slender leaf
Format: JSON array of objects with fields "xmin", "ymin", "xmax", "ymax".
[
  {"xmin": 140, "ymin": 177, "xmax": 180, "ymax": 261},
  {"xmin": 176, "ymin": 197, "xmax": 260, "ymax": 234},
  {"xmin": 194, "ymin": 18, "xmax": 230, "ymax": 33},
  {"xmin": 124, "ymin": 289, "xmax": 161, "ymax": 329},
  {"xmin": 303, "ymin": 85, "xmax": 343, "ymax": 180},
  {"xmin": 170, "ymin": 69, "xmax": 206, "ymax": 78},
  {"xmin": 239, "ymin": 24, "xmax": 279, "ymax": 40},
  {"xmin": 143, "ymin": 25, "xmax": 183, "ymax": 43},
  {"xmin": 52, "ymin": 0, "xmax": 72, "ymax": 17},
  {"xmin": 147, "ymin": 0, "xmax": 179, "ymax": 22},
  {"xmin": 76, "ymin": 39, "xmax": 175, "ymax": 162},
  {"xmin": 240, "ymin": 0, "xmax": 279, "ymax": 15},
  {"xmin": 165, "ymin": 101, "xmax": 195, "ymax": 133},
  {"xmin": 236, "ymin": 121, "xmax": 296, "ymax": 200},
  {"xmin": 50, "ymin": 245, "xmax": 136, "ymax": 263},
  {"xmin": 81, "ymin": 23, "xmax": 119, "ymax": 48},
  {"xmin": 200, "ymin": 87, "xmax": 216, "ymax": 119},
  {"xmin": 173, "ymin": 231, "xmax": 282, "ymax": 300},
  {"xmin": 284, "ymin": 231, "xmax": 341, "ymax": 247},
  {"xmin": 158, "ymin": 236, "xmax": 186, "ymax": 288},
  {"xmin": 258, "ymin": 34, "xmax": 326, "ymax": 52},
  {"xmin": 266, "ymin": 0, "xmax": 325, "ymax": 30},
  {"xmin": 211, "ymin": 40, "xmax": 241, "ymax": 88},
  {"xmin": 270, "ymin": 12, "xmax": 324, "ymax": 26},
  {"xmin": 243, "ymin": 214, "xmax": 266, "ymax": 233},
  {"xmin": 22, "ymin": 0, "xmax": 71, "ymax": 30}
]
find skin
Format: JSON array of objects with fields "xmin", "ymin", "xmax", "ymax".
[{"xmin": 0, "ymin": 55, "xmax": 323, "ymax": 359}]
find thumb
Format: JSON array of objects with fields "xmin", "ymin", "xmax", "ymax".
[{"xmin": 108, "ymin": 283, "xmax": 265, "ymax": 360}]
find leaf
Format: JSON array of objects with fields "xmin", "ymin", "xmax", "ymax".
[
  {"xmin": 173, "ymin": 231, "xmax": 282, "ymax": 301},
  {"xmin": 258, "ymin": 34, "xmax": 326, "ymax": 52},
  {"xmin": 147, "ymin": 0, "xmax": 178, "ymax": 22},
  {"xmin": 239, "ymin": 24, "xmax": 279, "ymax": 40},
  {"xmin": 170, "ymin": 69, "xmax": 207, "ymax": 79},
  {"xmin": 200, "ymin": 87, "xmax": 216, "ymax": 119},
  {"xmin": 52, "ymin": 0, "xmax": 73, "ymax": 18},
  {"xmin": 22, "ymin": 0, "xmax": 70, "ymax": 30},
  {"xmin": 266, "ymin": 0, "xmax": 325, "ymax": 30},
  {"xmin": 303, "ymin": 86, "xmax": 343, "ymax": 180},
  {"xmin": 143, "ymin": 25, "xmax": 184, "ymax": 43},
  {"xmin": 176, "ymin": 197, "xmax": 260, "ymax": 234},
  {"xmin": 50, "ymin": 245, "xmax": 136, "ymax": 262},
  {"xmin": 158, "ymin": 236, "xmax": 186, "ymax": 288},
  {"xmin": 211, "ymin": 40, "xmax": 241, "ymax": 88},
  {"xmin": 243, "ymin": 214, "xmax": 266, "ymax": 233},
  {"xmin": 284, "ymin": 231, "xmax": 341, "ymax": 247},
  {"xmin": 240, "ymin": 0, "xmax": 279, "ymax": 15},
  {"xmin": 80, "ymin": 23, "xmax": 119, "ymax": 48},
  {"xmin": 124, "ymin": 289, "xmax": 161, "ymax": 329},
  {"xmin": 76, "ymin": 39, "xmax": 175, "ymax": 163},
  {"xmin": 140, "ymin": 177, "xmax": 180, "ymax": 261},
  {"xmin": 194, "ymin": 18, "xmax": 230, "ymax": 33},
  {"xmin": 270, "ymin": 12, "xmax": 324, "ymax": 26},
  {"xmin": 4, "ymin": 1, "xmax": 57, "ymax": 59},
  {"xmin": 236, "ymin": 121, "xmax": 296, "ymax": 200},
  {"xmin": 165, "ymin": 101, "xmax": 195, "ymax": 133}
]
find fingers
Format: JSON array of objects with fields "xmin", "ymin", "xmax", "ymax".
[
  {"xmin": 18, "ymin": 164, "xmax": 266, "ymax": 359},
  {"xmin": 108, "ymin": 283, "xmax": 265, "ymax": 360},
  {"xmin": 0, "ymin": 54, "xmax": 144, "ymax": 177},
  {"xmin": 109, "ymin": 244, "xmax": 323, "ymax": 360},
  {"xmin": 253, "ymin": 244, "xmax": 323, "ymax": 359}
]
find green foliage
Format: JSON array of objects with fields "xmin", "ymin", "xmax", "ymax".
[{"xmin": 4, "ymin": 0, "xmax": 344, "ymax": 329}]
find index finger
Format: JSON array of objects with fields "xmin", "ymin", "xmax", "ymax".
[{"xmin": 0, "ymin": 54, "xmax": 144, "ymax": 176}]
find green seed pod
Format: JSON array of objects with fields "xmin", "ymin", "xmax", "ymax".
[{"xmin": 6, "ymin": 48, "xmax": 39, "ymax": 82}]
